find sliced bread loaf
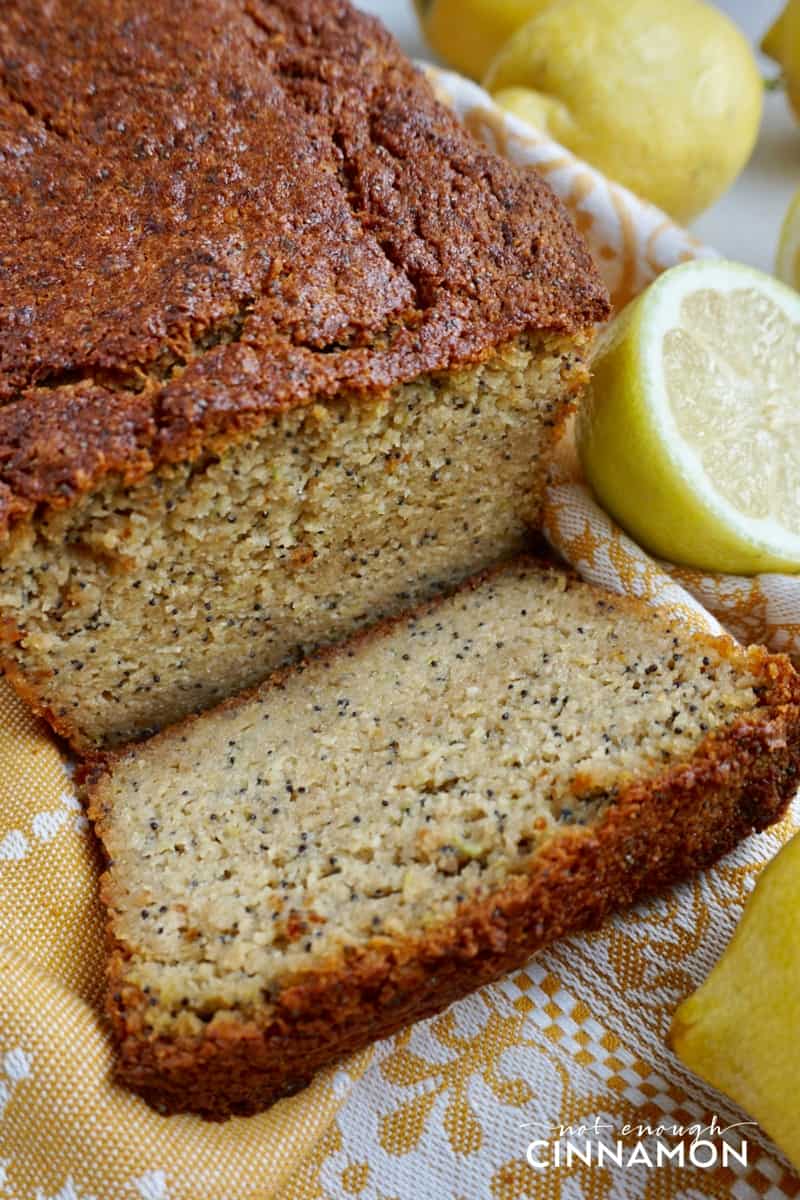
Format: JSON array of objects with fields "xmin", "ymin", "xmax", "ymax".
[
  {"xmin": 87, "ymin": 559, "xmax": 800, "ymax": 1118},
  {"xmin": 0, "ymin": 0, "xmax": 607, "ymax": 753}
]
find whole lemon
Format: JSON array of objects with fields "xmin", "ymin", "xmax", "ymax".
[
  {"xmin": 762, "ymin": 1, "xmax": 800, "ymax": 121},
  {"xmin": 484, "ymin": 0, "xmax": 763, "ymax": 224},
  {"xmin": 413, "ymin": 0, "xmax": 553, "ymax": 81},
  {"xmin": 671, "ymin": 832, "xmax": 800, "ymax": 1171}
]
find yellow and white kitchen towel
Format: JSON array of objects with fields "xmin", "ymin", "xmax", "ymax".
[{"xmin": 2, "ymin": 70, "xmax": 800, "ymax": 1200}]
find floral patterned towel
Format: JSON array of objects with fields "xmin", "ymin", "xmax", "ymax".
[{"xmin": 1, "ymin": 68, "xmax": 798, "ymax": 1200}]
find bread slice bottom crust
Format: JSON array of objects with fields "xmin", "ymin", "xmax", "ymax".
[{"xmin": 87, "ymin": 564, "xmax": 800, "ymax": 1119}]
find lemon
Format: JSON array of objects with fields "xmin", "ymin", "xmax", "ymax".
[
  {"xmin": 489, "ymin": 87, "xmax": 564, "ymax": 136},
  {"xmin": 670, "ymin": 834, "xmax": 800, "ymax": 1171},
  {"xmin": 763, "ymin": 1, "xmax": 800, "ymax": 122},
  {"xmin": 413, "ymin": 0, "xmax": 553, "ymax": 81},
  {"xmin": 777, "ymin": 187, "xmax": 800, "ymax": 290},
  {"xmin": 484, "ymin": 0, "xmax": 763, "ymax": 224},
  {"xmin": 576, "ymin": 259, "xmax": 800, "ymax": 575}
]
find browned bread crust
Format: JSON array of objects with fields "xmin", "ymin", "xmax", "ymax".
[
  {"xmin": 0, "ymin": 0, "xmax": 608, "ymax": 538},
  {"xmin": 86, "ymin": 563, "xmax": 800, "ymax": 1119}
]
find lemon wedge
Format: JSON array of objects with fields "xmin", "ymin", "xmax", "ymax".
[
  {"xmin": 577, "ymin": 260, "xmax": 800, "ymax": 575},
  {"xmin": 670, "ymin": 833, "xmax": 800, "ymax": 1171},
  {"xmin": 777, "ymin": 186, "xmax": 800, "ymax": 291}
]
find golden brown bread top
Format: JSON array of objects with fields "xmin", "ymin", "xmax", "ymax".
[{"xmin": 0, "ymin": 0, "xmax": 608, "ymax": 536}]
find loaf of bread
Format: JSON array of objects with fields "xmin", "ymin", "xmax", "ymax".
[
  {"xmin": 0, "ymin": 0, "xmax": 608, "ymax": 752},
  {"xmin": 87, "ymin": 559, "xmax": 800, "ymax": 1118}
]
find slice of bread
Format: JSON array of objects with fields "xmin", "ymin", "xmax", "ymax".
[{"xmin": 87, "ymin": 559, "xmax": 800, "ymax": 1118}]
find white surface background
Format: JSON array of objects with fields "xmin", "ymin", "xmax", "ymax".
[{"xmin": 356, "ymin": 0, "xmax": 798, "ymax": 273}]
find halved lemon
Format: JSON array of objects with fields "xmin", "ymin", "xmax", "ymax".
[{"xmin": 577, "ymin": 259, "xmax": 800, "ymax": 575}]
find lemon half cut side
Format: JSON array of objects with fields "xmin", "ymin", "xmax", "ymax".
[{"xmin": 577, "ymin": 260, "xmax": 800, "ymax": 576}]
